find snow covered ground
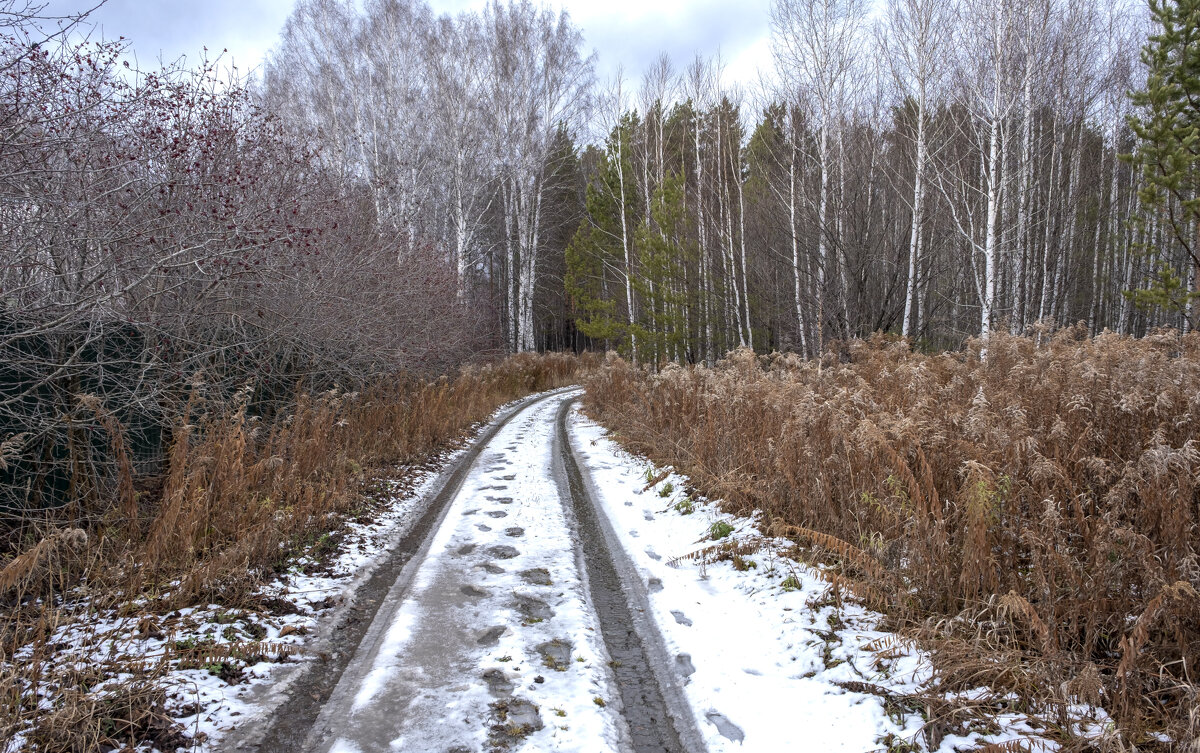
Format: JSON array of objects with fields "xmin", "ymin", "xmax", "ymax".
[{"xmin": 567, "ymin": 403, "xmax": 1068, "ymax": 753}]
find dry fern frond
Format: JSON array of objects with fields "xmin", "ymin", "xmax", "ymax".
[
  {"xmin": 862, "ymin": 634, "xmax": 916, "ymax": 657},
  {"xmin": 997, "ymin": 590, "xmax": 1051, "ymax": 649},
  {"xmin": 1117, "ymin": 580, "xmax": 1199, "ymax": 679},
  {"xmin": 163, "ymin": 640, "xmax": 301, "ymax": 665},
  {"xmin": 665, "ymin": 538, "xmax": 762, "ymax": 568},
  {"xmin": 1065, "ymin": 662, "xmax": 1103, "ymax": 707},
  {"xmin": 665, "ymin": 544, "xmax": 724, "ymax": 568},
  {"xmin": 812, "ymin": 569, "xmax": 889, "ymax": 611},
  {"xmin": 833, "ymin": 680, "xmax": 892, "ymax": 697},
  {"xmin": 973, "ymin": 738, "xmax": 1054, "ymax": 753},
  {"xmin": 78, "ymin": 393, "xmax": 137, "ymax": 522},
  {"xmin": 0, "ymin": 528, "xmax": 88, "ymax": 595},
  {"xmin": 770, "ymin": 523, "xmax": 887, "ymax": 581}
]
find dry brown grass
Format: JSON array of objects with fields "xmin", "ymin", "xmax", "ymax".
[
  {"xmin": 583, "ymin": 327, "xmax": 1200, "ymax": 748},
  {"xmin": 0, "ymin": 351, "xmax": 590, "ymax": 749}
]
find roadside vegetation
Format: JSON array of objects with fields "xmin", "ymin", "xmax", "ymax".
[
  {"xmin": 584, "ymin": 329, "xmax": 1200, "ymax": 749},
  {"xmin": 0, "ymin": 352, "xmax": 587, "ymax": 751}
]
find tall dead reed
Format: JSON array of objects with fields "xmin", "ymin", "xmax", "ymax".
[{"xmin": 584, "ymin": 328, "xmax": 1199, "ymax": 747}]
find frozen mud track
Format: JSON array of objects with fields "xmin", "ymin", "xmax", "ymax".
[{"xmin": 552, "ymin": 398, "xmax": 695, "ymax": 753}]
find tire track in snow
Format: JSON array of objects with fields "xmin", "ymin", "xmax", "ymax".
[
  {"xmin": 553, "ymin": 398, "xmax": 705, "ymax": 753},
  {"xmin": 250, "ymin": 389, "xmax": 702, "ymax": 753}
]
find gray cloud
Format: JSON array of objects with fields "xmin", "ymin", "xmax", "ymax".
[
  {"xmin": 578, "ymin": 0, "xmax": 770, "ymax": 80},
  {"xmin": 41, "ymin": 0, "xmax": 773, "ymax": 84},
  {"xmin": 42, "ymin": 0, "xmax": 294, "ymax": 72}
]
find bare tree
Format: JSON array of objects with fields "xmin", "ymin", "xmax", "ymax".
[
  {"xmin": 484, "ymin": 0, "xmax": 593, "ymax": 352},
  {"xmin": 880, "ymin": 0, "xmax": 952, "ymax": 338},
  {"xmin": 771, "ymin": 0, "xmax": 868, "ymax": 351}
]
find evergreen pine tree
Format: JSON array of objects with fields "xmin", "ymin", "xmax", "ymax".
[
  {"xmin": 1127, "ymin": 0, "xmax": 1200, "ymax": 325},
  {"xmin": 564, "ymin": 118, "xmax": 640, "ymax": 353}
]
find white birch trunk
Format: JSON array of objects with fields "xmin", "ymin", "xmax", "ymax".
[
  {"xmin": 903, "ymin": 94, "xmax": 926, "ymax": 338},
  {"xmin": 817, "ymin": 124, "xmax": 829, "ymax": 355},
  {"xmin": 790, "ymin": 137, "xmax": 809, "ymax": 356},
  {"xmin": 615, "ymin": 127, "xmax": 638, "ymax": 364}
]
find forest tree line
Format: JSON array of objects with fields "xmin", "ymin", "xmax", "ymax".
[
  {"xmin": 264, "ymin": 0, "xmax": 1196, "ymax": 364},
  {"xmin": 0, "ymin": 0, "xmax": 1194, "ymax": 512}
]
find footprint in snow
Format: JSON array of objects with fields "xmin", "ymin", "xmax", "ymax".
[
  {"xmin": 645, "ymin": 549, "xmax": 662, "ymax": 562},
  {"xmin": 477, "ymin": 524, "xmax": 492, "ymax": 532},
  {"xmin": 643, "ymin": 511, "xmax": 654, "ymax": 521},
  {"xmin": 478, "ymin": 562, "xmax": 506, "ymax": 574},
  {"xmin": 477, "ymin": 626, "xmax": 506, "ymax": 646},
  {"xmin": 670, "ymin": 610, "xmax": 692, "ymax": 626},
  {"xmin": 486, "ymin": 511, "xmax": 508, "ymax": 518},
  {"xmin": 461, "ymin": 584, "xmax": 489, "ymax": 597},
  {"xmin": 457, "ymin": 543, "xmax": 477, "ymax": 556},
  {"xmin": 483, "ymin": 668, "xmax": 513, "ymax": 696},
  {"xmin": 519, "ymin": 568, "xmax": 552, "ymax": 586},
  {"xmin": 705, "ymin": 711, "xmax": 745, "ymax": 743},
  {"xmin": 535, "ymin": 639, "xmax": 572, "ymax": 670},
  {"xmin": 505, "ymin": 527, "xmax": 525, "ymax": 537},
  {"xmin": 487, "ymin": 545, "xmax": 520, "ymax": 559},
  {"xmin": 628, "ymin": 529, "xmax": 639, "ymax": 538},
  {"xmin": 647, "ymin": 577, "xmax": 663, "ymax": 593},
  {"xmin": 676, "ymin": 653, "xmax": 695, "ymax": 678},
  {"xmin": 514, "ymin": 594, "xmax": 554, "ymax": 621}
]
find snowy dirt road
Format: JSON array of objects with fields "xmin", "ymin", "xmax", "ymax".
[
  {"xmin": 236, "ymin": 386, "xmax": 1001, "ymax": 753},
  {"xmin": 259, "ymin": 389, "xmax": 700, "ymax": 753}
]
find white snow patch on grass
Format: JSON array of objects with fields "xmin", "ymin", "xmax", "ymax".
[
  {"xmin": 568, "ymin": 405, "xmax": 1078, "ymax": 753},
  {"xmin": 4, "ymin": 393, "xmax": 543, "ymax": 753}
]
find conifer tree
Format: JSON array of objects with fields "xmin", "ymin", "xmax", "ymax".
[
  {"xmin": 565, "ymin": 118, "xmax": 641, "ymax": 354},
  {"xmin": 1127, "ymin": 0, "xmax": 1200, "ymax": 326},
  {"xmin": 634, "ymin": 173, "xmax": 694, "ymax": 364}
]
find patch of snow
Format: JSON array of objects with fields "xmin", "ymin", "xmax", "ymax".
[{"xmin": 568, "ymin": 404, "xmax": 1060, "ymax": 753}]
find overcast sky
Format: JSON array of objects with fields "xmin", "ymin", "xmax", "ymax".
[{"xmin": 42, "ymin": 0, "xmax": 775, "ymax": 89}]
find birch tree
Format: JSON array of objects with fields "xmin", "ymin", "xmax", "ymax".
[
  {"xmin": 485, "ymin": 0, "xmax": 593, "ymax": 352},
  {"xmin": 771, "ymin": 0, "xmax": 868, "ymax": 351},
  {"xmin": 943, "ymin": 0, "xmax": 1021, "ymax": 348},
  {"xmin": 880, "ymin": 0, "xmax": 952, "ymax": 339}
]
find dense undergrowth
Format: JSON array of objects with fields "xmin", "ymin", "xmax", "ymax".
[
  {"xmin": 0, "ymin": 352, "xmax": 589, "ymax": 751},
  {"xmin": 584, "ymin": 328, "xmax": 1199, "ymax": 750}
]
